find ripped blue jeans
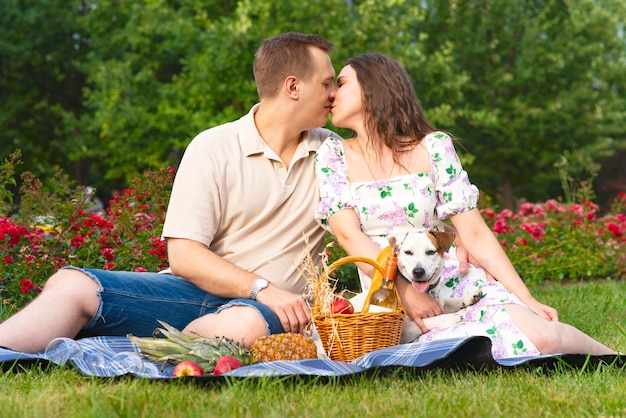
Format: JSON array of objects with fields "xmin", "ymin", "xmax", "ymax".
[{"xmin": 62, "ymin": 266, "xmax": 283, "ymax": 338}]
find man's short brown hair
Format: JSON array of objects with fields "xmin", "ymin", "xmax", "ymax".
[{"xmin": 253, "ymin": 32, "xmax": 334, "ymax": 99}]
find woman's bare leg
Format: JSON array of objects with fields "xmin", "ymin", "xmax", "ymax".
[{"xmin": 505, "ymin": 304, "xmax": 616, "ymax": 355}]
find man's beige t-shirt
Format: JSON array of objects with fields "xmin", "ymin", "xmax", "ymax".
[{"xmin": 162, "ymin": 105, "xmax": 334, "ymax": 294}]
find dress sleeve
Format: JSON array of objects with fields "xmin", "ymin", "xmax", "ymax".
[
  {"xmin": 314, "ymin": 137, "xmax": 356, "ymax": 230},
  {"xmin": 428, "ymin": 132, "xmax": 479, "ymax": 219}
]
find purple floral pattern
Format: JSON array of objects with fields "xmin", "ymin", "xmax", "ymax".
[{"xmin": 314, "ymin": 131, "xmax": 540, "ymax": 359}]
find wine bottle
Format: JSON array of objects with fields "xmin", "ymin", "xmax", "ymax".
[{"xmin": 368, "ymin": 255, "xmax": 398, "ymax": 312}]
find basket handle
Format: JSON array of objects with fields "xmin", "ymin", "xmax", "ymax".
[
  {"xmin": 323, "ymin": 247, "xmax": 399, "ymax": 313},
  {"xmin": 323, "ymin": 256, "xmax": 384, "ymax": 314},
  {"xmin": 361, "ymin": 246, "xmax": 396, "ymax": 313}
]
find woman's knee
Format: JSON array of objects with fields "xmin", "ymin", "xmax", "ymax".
[
  {"xmin": 528, "ymin": 322, "xmax": 567, "ymax": 354},
  {"xmin": 504, "ymin": 304, "xmax": 564, "ymax": 354}
]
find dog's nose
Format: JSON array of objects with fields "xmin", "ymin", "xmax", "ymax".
[{"xmin": 412, "ymin": 267, "xmax": 425, "ymax": 279}]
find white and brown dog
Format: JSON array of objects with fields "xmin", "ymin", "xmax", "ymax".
[{"xmin": 388, "ymin": 230, "xmax": 483, "ymax": 343}]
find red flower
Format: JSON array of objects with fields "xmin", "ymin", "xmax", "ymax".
[
  {"xmin": 4, "ymin": 255, "xmax": 13, "ymax": 263},
  {"xmin": 543, "ymin": 199, "xmax": 560, "ymax": 212},
  {"xmin": 570, "ymin": 204, "xmax": 584, "ymax": 216},
  {"xmin": 0, "ymin": 219, "xmax": 29, "ymax": 246},
  {"xmin": 607, "ymin": 223, "xmax": 622, "ymax": 237},
  {"xmin": 70, "ymin": 235, "xmax": 85, "ymax": 248},
  {"xmin": 20, "ymin": 279, "xmax": 34, "ymax": 294},
  {"xmin": 148, "ymin": 236, "xmax": 167, "ymax": 259},
  {"xmin": 482, "ymin": 208, "xmax": 495, "ymax": 219},
  {"xmin": 101, "ymin": 247, "xmax": 115, "ymax": 261},
  {"xmin": 54, "ymin": 257, "xmax": 68, "ymax": 269},
  {"xmin": 493, "ymin": 220, "xmax": 506, "ymax": 234},
  {"xmin": 520, "ymin": 222, "xmax": 546, "ymax": 242},
  {"xmin": 515, "ymin": 237, "xmax": 528, "ymax": 246},
  {"xmin": 135, "ymin": 267, "xmax": 148, "ymax": 272}
]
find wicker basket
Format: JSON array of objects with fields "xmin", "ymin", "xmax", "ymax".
[{"xmin": 312, "ymin": 255, "xmax": 406, "ymax": 362}]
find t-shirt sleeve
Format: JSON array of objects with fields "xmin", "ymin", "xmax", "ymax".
[
  {"xmin": 429, "ymin": 132, "xmax": 479, "ymax": 219},
  {"xmin": 314, "ymin": 137, "xmax": 355, "ymax": 230},
  {"xmin": 161, "ymin": 134, "xmax": 220, "ymax": 246}
]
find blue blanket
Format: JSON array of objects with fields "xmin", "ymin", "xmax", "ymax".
[{"xmin": 1, "ymin": 336, "xmax": 622, "ymax": 380}]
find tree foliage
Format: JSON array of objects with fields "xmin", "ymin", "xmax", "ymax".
[
  {"xmin": 420, "ymin": 0, "xmax": 626, "ymax": 206},
  {"xmin": 0, "ymin": 0, "xmax": 625, "ymax": 207},
  {"xmin": 0, "ymin": 0, "xmax": 85, "ymax": 181}
]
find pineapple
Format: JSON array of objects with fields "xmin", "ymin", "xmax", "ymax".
[
  {"xmin": 251, "ymin": 333, "xmax": 318, "ymax": 362},
  {"xmin": 128, "ymin": 322, "xmax": 319, "ymax": 373},
  {"xmin": 127, "ymin": 321, "xmax": 251, "ymax": 372}
]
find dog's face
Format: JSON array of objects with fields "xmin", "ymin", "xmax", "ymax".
[{"xmin": 388, "ymin": 231, "xmax": 455, "ymax": 293}]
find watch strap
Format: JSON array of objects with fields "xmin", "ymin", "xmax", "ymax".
[{"xmin": 249, "ymin": 278, "xmax": 269, "ymax": 300}]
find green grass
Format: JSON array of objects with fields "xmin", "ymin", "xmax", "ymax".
[{"xmin": 2, "ymin": 279, "xmax": 625, "ymax": 418}]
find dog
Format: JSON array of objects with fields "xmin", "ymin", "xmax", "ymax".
[{"xmin": 388, "ymin": 230, "xmax": 483, "ymax": 343}]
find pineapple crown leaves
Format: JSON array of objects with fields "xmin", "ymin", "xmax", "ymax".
[{"xmin": 127, "ymin": 320, "xmax": 252, "ymax": 372}]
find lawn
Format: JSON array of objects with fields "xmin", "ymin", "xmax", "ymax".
[{"xmin": 2, "ymin": 278, "xmax": 625, "ymax": 418}]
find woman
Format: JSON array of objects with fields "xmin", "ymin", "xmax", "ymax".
[{"xmin": 314, "ymin": 52, "xmax": 616, "ymax": 358}]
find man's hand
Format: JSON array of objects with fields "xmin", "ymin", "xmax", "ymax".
[{"xmin": 256, "ymin": 285, "xmax": 311, "ymax": 334}]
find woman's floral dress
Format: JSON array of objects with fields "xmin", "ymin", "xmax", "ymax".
[{"xmin": 314, "ymin": 132, "xmax": 540, "ymax": 359}]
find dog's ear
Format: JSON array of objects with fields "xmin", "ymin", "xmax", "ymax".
[
  {"xmin": 429, "ymin": 230, "xmax": 456, "ymax": 253},
  {"xmin": 387, "ymin": 234, "xmax": 400, "ymax": 254}
]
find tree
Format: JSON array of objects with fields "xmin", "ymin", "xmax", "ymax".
[
  {"xmin": 0, "ymin": 0, "xmax": 86, "ymax": 183},
  {"xmin": 420, "ymin": 0, "xmax": 626, "ymax": 207},
  {"xmin": 73, "ymin": 0, "xmax": 356, "ymax": 193},
  {"xmin": 2, "ymin": 0, "xmax": 625, "ymax": 207}
]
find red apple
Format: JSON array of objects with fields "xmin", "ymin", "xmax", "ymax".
[
  {"xmin": 330, "ymin": 296, "xmax": 354, "ymax": 314},
  {"xmin": 213, "ymin": 355, "xmax": 244, "ymax": 376},
  {"xmin": 172, "ymin": 360, "xmax": 205, "ymax": 377}
]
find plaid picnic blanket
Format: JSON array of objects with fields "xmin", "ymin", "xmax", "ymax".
[{"xmin": 0, "ymin": 336, "xmax": 622, "ymax": 380}]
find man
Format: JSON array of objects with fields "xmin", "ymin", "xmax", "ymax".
[{"xmin": 0, "ymin": 32, "xmax": 337, "ymax": 352}]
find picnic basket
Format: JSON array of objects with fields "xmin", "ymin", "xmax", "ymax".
[{"xmin": 312, "ymin": 250, "xmax": 406, "ymax": 362}]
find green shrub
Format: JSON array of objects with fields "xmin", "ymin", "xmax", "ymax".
[
  {"xmin": 0, "ymin": 152, "xmax": 174, "ymax": 313},
  {"xmin": 482, "ymin": 196, "xmax": 626, "ymax": 285},
  {"xmin": 1, "ymin": 152, "xmax": 625, "ymax": 313}
]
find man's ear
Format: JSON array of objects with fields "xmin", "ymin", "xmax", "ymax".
[{"xmin": 285, "ymin": 76, "xmax": 299, "ymax": 99}]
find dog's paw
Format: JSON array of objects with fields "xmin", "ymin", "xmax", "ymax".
[
  {"xmin": 423, "ymin": 313, "xmax": 462, "ymax": 329},
  {"xmin": 470, "ymin": 290, "xmax": 483, "ymax": 305},
  {"xmin": 456, "ymin": 290, "xmax": 483, "ymax": 309},
  {"xmin": 400, "ymin": 317, "xmax": 423, "ymax": 343}
]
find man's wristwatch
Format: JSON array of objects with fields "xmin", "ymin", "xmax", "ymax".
[{"xmin": 249, "ymin": 278, "xmax": 269, "ymax": 300}]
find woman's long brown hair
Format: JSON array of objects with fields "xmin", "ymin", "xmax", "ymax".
[{"xmin": 346, "ymin": 53, "xmax": 435, "ymax": 167}]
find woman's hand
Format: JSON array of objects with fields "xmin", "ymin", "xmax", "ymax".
[
  {"xmin": 396, "ymin": 279, "xmax": 443, "ymax": 333},
  {"xmin": 454, "ymin": 235, "xmax": 496, "ymax": 280},
  {"xmin": 522, "ymin": 297, "xmax": 559, "ymax": 322}
]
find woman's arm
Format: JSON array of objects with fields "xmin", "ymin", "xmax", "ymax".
[
  {"xmin": 449, "ymin": 208, "xmax": 558, "ymax": 321},
  {"xmin": 327, "ymin": 209, "xmax": 382, "ymax": 277},
  {"xmin": 327, "ymin": 209, "xmax": 443, "ymax": 332}
]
